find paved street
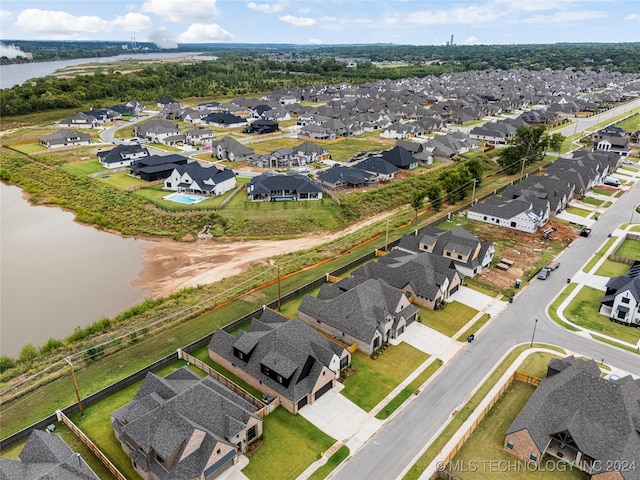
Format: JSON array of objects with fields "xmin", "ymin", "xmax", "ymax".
[{"xmin": 332, "ymin": 182, "xmax": 640, "ymax": 480}]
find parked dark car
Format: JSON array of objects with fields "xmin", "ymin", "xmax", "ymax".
[
  {"xmin": 537, "ymin": 267, "xmax": 550, "ymax": 280},
  {"xmin": 580, "ymin": 228, "xmax": 592, "ymax": 237}
]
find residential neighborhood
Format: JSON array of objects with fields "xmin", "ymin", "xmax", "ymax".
[{"xmin": 3, "ymin": 51, "xmax": 640, "ymax": 480}]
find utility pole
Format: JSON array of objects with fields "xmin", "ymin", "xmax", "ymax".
[
  {"xmin": 65, "ymin": 357, "xmax": 83, "ymax": 416},
  {"xmin": 471, "ymin": 178, "xmax": 477, "ymax": 204},
  {"xmin": 530, "ymin": 318, "xmax": 538, "ymax": 347},
  {"xmin": 385, "ymin": 217, "xmax": 390, "ymax": 252},
  {"xmin": 277, "ymin": 264, "xmax": 281, "ymax": 311}
]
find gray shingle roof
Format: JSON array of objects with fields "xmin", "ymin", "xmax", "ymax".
[
  {"xmin": 0, "ymin": 429, "xmax": 99, "ymax": 480},
  {"xmin": 507, "ymin": 356, "xmax": 640, "ymax": 479},
  {"xmin": 208, "ymin": 312, "xmax": 347, "ymax": 403}
]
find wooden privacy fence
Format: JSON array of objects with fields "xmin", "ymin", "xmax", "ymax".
[
  {"xmin": 431, "ymin": 371, "xmax": 542, "ymax": 479},
  {"xmin": 57, "ymin": 410, "xmax": 127, "ymax": 480}
]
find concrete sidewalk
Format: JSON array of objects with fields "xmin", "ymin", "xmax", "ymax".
[{"xmin": 554, "ymin": 224, "xmax": 640, "ymax": 350}]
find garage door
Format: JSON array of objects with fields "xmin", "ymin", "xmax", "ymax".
[
  {"xmin": 450, "ymin": 285, "xmax": 459, "ymax": 295},
  {"xmin": 314, "ymin": 380, "xmax": 333, "ymax": 401},
  {"xmin": 297, "ymin": 396, "xmax": 308, "ymax": 410}
]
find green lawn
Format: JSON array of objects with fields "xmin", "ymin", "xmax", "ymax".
[
  {"xmin": 565, "ymin": 206, "xmax": 591, "ymax": 217},
  {"xmin": 419, "ymin": 301, "xmax": 479, "ymax": 337},
  {"xmin": 9, "ymin": 143, "xmax": 48, "ymax": 154},
  {"xmin": 591, "ymin": 188, "xmax": 613, "ymax": 196},
  {"xmin": 580, "ymin": 196, "xmax": 603, "ymax": 207},
  {"xmin": 242, "ymin": 407, "xmax": 334, "ymax": 480},
  {"xmin": 62, "ymin": 159, "xmax": 107, "ymax": 176},
  {"xmin": 446, "ymin": 382, "xmax": 589, "ymax": 480},
  {"xmin": 132, "ymin": 185, "xmax": 230, "ymax": 210},
  {"xmin": 463, "ymin": 279, "xmax": 501, "ymax": 298},
  {"xmin": 341, "ymin": 343, "xmax": 429, "ymax": 412},
  {"xmin": 582, "ymin": 236, "xmax": 617, "ymax": 272},
  {"xmin": 615, "ymin": 238, "xmax": 640, "ymax": 260},
  {"xmin": 375, "ymin": 358, "xmax": 442, "ymax": 419},
  {"xmin": 276, "ymin": 284, "xmax": 324, "ymax": 319},
  {"xmin": 565, "ymin": 286, "xmax": 640, "ymax": 344},
  {"xmin": 98, "ymin": 171, "xmax": 147, "ymax": 190},
  {"xmin": 247, "ymin": 137, "xmax": 303, "ymax": 155},
  {"xmin": 547, "ymin": 283, "xmax": 580, "ymax": 331},
  {"xmin": 516, "ymin": 351, "xmax": 563, "ymax": 378},
  {"xmin": 456, "ymin": 314, "xmax": 492, "ymax": 342},
  {"xmin": 621, "ymin": 165, "xmax": 639, "ymax": 173},
  {"xmin": 308, "ymin": 446, "xmax": 350, "ymax": 480},
  {"xmin": 595, "ymin": 259, "xmax": 632, "ymax": 277}
]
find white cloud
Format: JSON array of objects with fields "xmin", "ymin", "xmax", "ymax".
[
  {"xmin": 298, "ymin": 7, "xmax": 312, "ymax": 14},
  {"xmin": 523, "ymin": 10, "xmax": 605, "ymax": 24},
  {"xmin": 141, "ymin": 0, "xmax": 219, "ymax": 23},
  {"xmin": 625, "ymin": 13, "xmax": 639, "ymax": 20},
  {"xmin": 0, "ymin": 9, "xmax": 11, "ymax": 20},
  {"xmin": 113, "ymin": 12, "xmax": 152, "ymax": 31},
  {"xmin": 406, "ymin": 5, "xmax": 501, "ymax": 25},
  {"xmin": 177, "ymin": 23, "xmax": 235, "ymax": 42},
  {"xmin": 308, "ymin": 38, "xmax": 323, "ymax": 44},
  {"xmin": 14, "ymin": 9, "xmax": 151, "ymax": 37},
  {"xmin": 462, "ymin": 36, "xmax": 479, "ymax": 45},
  {"xmin": 279, "ymin": 14, "xmax": 316, "ymax": 26},
  {"xmin": 247, "ymin": 2, "xmax": 285, "ymax": 14}
]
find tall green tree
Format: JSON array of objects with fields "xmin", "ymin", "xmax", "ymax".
[
  {"xmin": 426, "ymin": 184, "xmax": 443, "ymax": 211},
  {"xmin": 411, "ymin": 191, "xmax": 427, "ymax": 223}
]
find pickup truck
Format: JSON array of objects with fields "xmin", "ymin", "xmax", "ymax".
[
  {"xmin": 580, "ymin": 228, "xmax": 592, "ymax": 237},
  {"xmin": 547, "ymin": 261, "xmax": 560, "ymax": 271}
]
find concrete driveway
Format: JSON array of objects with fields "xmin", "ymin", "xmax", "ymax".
[
  {"xmin": 299, "ymin": 382, "xmax": 373, "ymax": 443},
  {"xmin": 449, "ymin": 285, "xmax": 494, "ymax": 311},
  {"xmin": 398, "ymin": 323, "xmax": 462, "ymax": 362}
]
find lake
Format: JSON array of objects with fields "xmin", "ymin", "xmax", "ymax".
[{"xmin": 0, "ymin": 183, "xmax": 148, "ymax": 358}]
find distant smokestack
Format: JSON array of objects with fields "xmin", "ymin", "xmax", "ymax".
[{"xmin": 450, "ymin": 35, "xmax": 454, "ymax": 46}]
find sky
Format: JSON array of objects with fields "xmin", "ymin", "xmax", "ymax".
[{"xmin": 0, "ymin": 0, "xmax": 639, "ymax": 48}]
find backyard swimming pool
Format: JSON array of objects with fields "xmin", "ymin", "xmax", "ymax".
[{"xmin": 163, "ymin": 192, "xmax": 207, "ymax": 204}]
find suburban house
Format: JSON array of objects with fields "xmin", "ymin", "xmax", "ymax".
[
  {"xmin": 56, "ymin": 112, "xmax": 99, "ymax": 129},
  {"xmin": 351, "ymin": 250, "xmax": 462, "ymax": 309},
  {"xmin": 593, "ymin": 134, "xmax": 632, "ymax": 157},
  {"xmin": 164, "ymin": 163, "xmax": 236, "ymax": 197},
  {"xmin": 467, "ymin": 196, "xmax": 549, "ymax": 233},
  {"xmin": 156, "ymin": 97, "xmax": 178, "ymax": 108},
  {"xmin": 247, "ymin": 172, "xmax": 323, "ymax": 202},
  {"xmin": 295, "ymin": 141, "xmax": 331, "ymax": 164},
  {"xmin": 208, "ymin": 309, "xmax": 351, "ymax": 413},
  {"xmin": 111, "ymin": 367, "xmax": 262, "ymax": 480},
  {"xmin": 396, "ymin": 225, "xmax": 495, "ymax": 277},
  {"xmin": 211, "ymin": 136, "xmax": 254, "ymax": 162},
  {"xmin": 502, "ymin": 175, "xmax": 574, "ymax": 215},
  {"xmin": 39, "ymin": 129, "xmax": 92, "ymax": 149},
  {"xmin": 244, "ymin": 119, "xmax": 279, "ymax": 135},
  {"xmin": 378, "ymin": 146, "xmax": 419, "ymax": 170},
  {"xmin": 135, "ymin": 119, "xmax": 180, "ymax": 143},
  {"xmin": 298, "ymin": 277, "xmax": 419, "ymax": 354},
  {"xmin": 0, "ymin": 429, "xmax": 100, "ymax": 480},
  {"xmin": 316, "ymin": 165, "xmax": 377, "ymax": 189},
  {"xmin": 201, "ymin": 113, "xmax": 247, "ymax": 128},
  {"xmin": 97, "ymin": 144, "xmax": 149, "ymax": 169},
  {"xmin": 600, "ymin": 261, "xmax": 640, "ymax": 326},
  {"xmin": 505, "ymin": 356, "xmax": 640, "ymax": 480},
  {"xmin": 185, "ymin": 127, "xmax": 214, "ymax": 146},
  {"xmin": 353, "ymin": 156, "xmax": 399, "ymax": 181},
  {"xmin": 130, "ymin": 154, "xmax": 188, "ymax": 181}
]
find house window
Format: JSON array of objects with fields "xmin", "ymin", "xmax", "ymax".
[
  {"xmin": 247, "ymin": 425, "xmax": 257, "ymax": 441},
  {"xmin": 617, "ymin": 310, "xmax": 627, "ymax": 319},
  {"xmin": 216, "ymin": 448, "xmax": 221, "ymax": 455},
  {"xmin": 530, "ymin": 453, "xmax": 537, "ymax": 461},
  {"xmin": 446, "ymin": 252, "xmax": 451, "ymax": 257},
  {"xmin": 506, "ymin": 441, "xmax": 514, "ymax": 449},
  {"xmin": 276, "ymin": 374, "xmax": 284, "ymax": 384},
  {"xmin": 457, "ymin": 255, "xmax": 462, "ymax": 260},
  {"xmin": 156, "ymin": 454, "xmax": 165, "ymax": 465},
  {"xmin": 373, "ymin": 337, "xmax": 381, "ymax": 349},
  {"xmin": 621, "ymin": 297, "xmax": 630, "ymax": 304},
  {"xmin": 511, "ymin": 221, "xmax": 517, "ymax": 227}
]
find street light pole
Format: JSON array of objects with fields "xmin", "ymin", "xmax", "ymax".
[
  {"xmin": 277, "ymin": 264, "xmax": 281, "ymax": 311},
  {"xmin": 530, "ymin": 318, "xmax": 538, "ymax": 347},
  {"xmin": 65, "ymin": 357, "xmax": 83, "ymax": 416},
  {"xmin": 631, "ymin": 203, "xmax": 639, "ymax": 225},
  {"xmin": 385, "ymin": 217, "xmax": 389, "ymax": 252}
]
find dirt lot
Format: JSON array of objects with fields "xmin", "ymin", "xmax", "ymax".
[{"xmin": 451, "ymin": 217, "xmax": 579, "ymax": 291}]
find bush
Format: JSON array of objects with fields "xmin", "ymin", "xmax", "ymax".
[
  {"xmin": 19, "ymin": 343, "xmax": 38, "ymax": 363},
  {"xmin": 40, "ymin": 338, "xmax": 63, "ymax": 354},
  {"xmin": 0, "ymin": 355, "xmax": 16, "ymax": 373}
]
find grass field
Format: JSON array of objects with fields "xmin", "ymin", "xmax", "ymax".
[
  {"xmin": 341, "ymin": 343, "xmax": 428, "ymax": 412},
  {"xmin": 582, "ymin": 236, "xmax": 617, "ymax": 273},
  {"xmin": 99, "ymin": 171, "xmax": 148, "ymax": 190},
  {"xmin": 565, "ymin": 206, "xmax": 591, "ymax": 217},
  {"xmin": 7, "ymin": 143, "xmax": 48, "ymax": 154},
  {"xmin": 456, "ymin": 314, "xmax": 492, "ymax": 342},
  {"xmin": 615, "ymin": 238, "xmax": 640, "ymax": 260},
  {"xmin": 132, "ymin": 185, "xmax": 229, "ymax": 210},
  {"xmin": 62, "ymin": 160, "xmax": 106, "ymax": 176},
  {"xmin": 591, "ymin": 187, "xmax": 613, "ymax": 196},
  {"xmin": 308, "ymin": 445, "xmax": 350, "ymax": 480},
  {"xmin": 580, "ymin": 196, "xmax": 603, "ymax": 207},
  {"xmin": 446, "ymin": 382, "xmax": 589, "ymax": 480},
  {"xmin": 242, "ymin": 407, "xmax": 335, "ymax": 480},
  {"xmin": 546, "ymin": 283, "xmax": 580, "ymax": 331},
  {"xmin": 595, "ymin": 259, "xmax": 632, "ymax": 277},
  {"xmin": 564, "ymin": 286, "xmax": 640, "ymax": 344},
  {"xmin": 419, "ymin": 301, "xmax": 479, "ymax": 337}
]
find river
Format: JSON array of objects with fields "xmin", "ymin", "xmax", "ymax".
[
  {"xmin": 0, "ymin": 52, "xmax": 199, "ymax": 89},
  {"xmin": 0, "ymin": 183, "xmax": 149, "ymax": 358}
]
